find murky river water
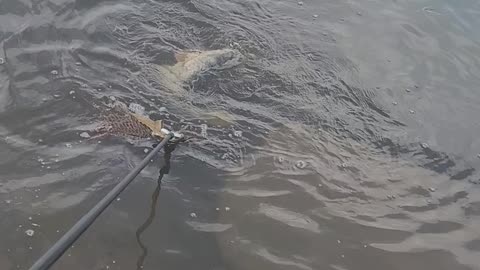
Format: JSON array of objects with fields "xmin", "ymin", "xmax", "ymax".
[{"xmin": 1, "ymin": 0, "xmax": 480, "ymax": 269}]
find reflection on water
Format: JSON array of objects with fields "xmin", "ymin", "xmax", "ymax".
[
  {"xmin": 0, "ymin": 0, "xmax": 480, "ymax": 269},
  {"xmin": 135, "ymin": 143, "xmax": 175, "ymax": 270}
]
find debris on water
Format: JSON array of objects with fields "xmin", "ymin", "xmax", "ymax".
[
  {"xmin": 69, "ymin": 90, "xmax": 75, "ymax": 95},
  {"xmin": 215, "ymin": 208, "xmax": 220, "ymax": 211},
  {"xmin": 233, "ymin": 130, "xmax": 242, "ymax": 137},
  {"xmin": 428, "ymin": 187, "xmax": 436, "ymax": 192},
  {"xmin": 53, "ymin": 94, "xmax": 61, "ymax": 98},
  {"xmin": 422, "ymin": 6, "xmax": 440, "ymax": 14},
  {"xmin": 42, "ymin": 98, "xmax": 48, "ymax": 102},
  {"xmin": 28, "ymin": 217, "xmax": 32, "ymax": 220},
  {"xmin": 46, "ymin": 166, "xmax": 51, "ymax": 169},
  {"xmin": 406, "ymin": 88, "xmax": 411, "ymax": 92},
  {"xmin": 51, "ymin": 70, "xmax": 58, "ymax": 75},
  {"xmin": 297, "ymin": 1, "xmax": 303, "ymax": 6},
  {"xmin": 228, "ymin": 133, "xmax": 233, "ymax": 138},
  {"xmin": 32, "ymin": 223, "xmax": 40, "ymax": 227},
  {"xmin": 37, "ymin": 158, "xmax": 44, "ymax": 163},
  {"xmin": 364, "ymin": 244, "xmax": 368, "ymax": 248},
  {"xmin": 159, "ymin": 107, "xmax": 167, "ymax": 112},
  {"xmin": 0, "ymin": 58, "xmax": 4, "ymax": 64},
  {"xmin": 116, "ymin": 198, "xmax": 121, "ymax": 201},
  {"xmin": 421, "ymin": 143, "xmax": 429, "ymax": 149},
  {"xmin": 29, "ymin": 246, "xmax": 33, "ymax": 250},
  {"xmin": 5, "ymin": 200, "xmax": 12, "ymax": 204},
  {"xmin": 144, "ymin": 148, "xmax": 149, "ymax": 153},
  {"xmin": 296, "ymin": 160, "xmax": 307, "ymax": 169},
  {"xmin": 357, "ymin": 11, "xmax": 362, "ymax": 16},
  {"xmin": 79, "ymin": 132, "xmax": 91, "ymax": 138},
  {"xmin": 190, "ymin": 212, "xmax": 197, "ymax": 218},
  {"xmin": 25, "ymin": 229, "xmax": 34, "ymax": 236},
  {"xmin": 56, "ymin": 230, "xmax": 60, "ymax": 233},
  {"xmin": 313, "ymin": 14, "xmax": 318, "ymax": 18},
  {"xmin": 277, "ymin": 156, "xmax": 284, "ymax": 163},
  {"xmin": 392, "ymin": 101, "xmax": 398, "ymax": 105},
  {"xmin": 109, "ymin": 96, "xmax": 116, "ymax": 101},
  {"xmin": 341, "ymin": 254, "xmax": 345, "ymax": 258},
  {"xmin": 225, "ymin": 207, "xmax": 231, "ymax": 211},
  {"xmin": 65, "ymin": 143, "xmax": 72, "ymax": 148},
  {"xmin": 409, "ymin": 110, "xmax": 415, "ymax": 114},
  {"xmin": 337, "ymin": 240, "xmax": 341, "ymax": 244},
  {"xmin": 38, "ymin": 139, "xmax": 43, "ymax": 143},
  {"xmin": 97, "ymin": 141, "xmax": 101, "ymax": 144},
  {"xmin": 54, "ymin": 159, "xmax": 59, "ymax": 163},
  {"xmin": 75, "ymin": 62, "xmax": 82, "ymax": 66}
]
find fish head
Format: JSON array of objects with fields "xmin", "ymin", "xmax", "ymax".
[
  {"xmin": 196, "ymin": 49, "xmax": 242, "ymax": 69},
  {"xmin": 174, "ymin": 49, "xmax": 242, "ymax": 80}
]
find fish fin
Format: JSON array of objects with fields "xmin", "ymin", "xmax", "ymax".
[
  {"xmin": 151, "ymin": 120, "xmax": 164, "ymax": 138},
  {"xmin": 155, "ymin": 120, "xmax": 163, "ymax": 130},
  {"xmin": 174, "ymin": 52, "xmax": 189, "ymax": 63}
]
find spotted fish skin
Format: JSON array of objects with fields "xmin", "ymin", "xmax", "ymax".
[
  {"xmin": 101, "ymin": 112, "xmax": 152, "ymax": 138},
  {"xmin": 93, "ymin": 103, "xmax": 163, "ymax": 140}
]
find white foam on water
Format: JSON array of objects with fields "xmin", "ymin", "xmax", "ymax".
[{"xmin": 128, "ymin": 103, "xmax": 145, "ymax": 115}]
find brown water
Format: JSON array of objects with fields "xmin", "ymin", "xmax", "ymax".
[{"xmin": 1, "ymin": 0, "xmax": 480, "ymax": 269}]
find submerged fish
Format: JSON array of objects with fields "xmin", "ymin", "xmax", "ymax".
[
  {"xmin": 85, "ymin": 48, "xmax": 242, "ymax": 141},
  {"xmin": 152, "ymin": 48, "xmax": 243, "ymax": 94}
]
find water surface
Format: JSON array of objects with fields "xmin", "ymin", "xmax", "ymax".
[{"xmin": 1, "ymin": 0, "xmax": 480, "ymax": 269}]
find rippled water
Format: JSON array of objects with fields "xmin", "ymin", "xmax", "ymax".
[{"xmin": 1, "ymin": 0, "xmax": 480, "ymax": 269}]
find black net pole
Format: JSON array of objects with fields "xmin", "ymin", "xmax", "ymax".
[{"xmin": 29, "ymin": 133, "xmax": 173, "ymax": 270}]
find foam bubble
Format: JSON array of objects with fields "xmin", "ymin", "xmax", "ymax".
[{"xmin": 129, "ymin": 103, "xmax": 145, "ymax": 115}]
